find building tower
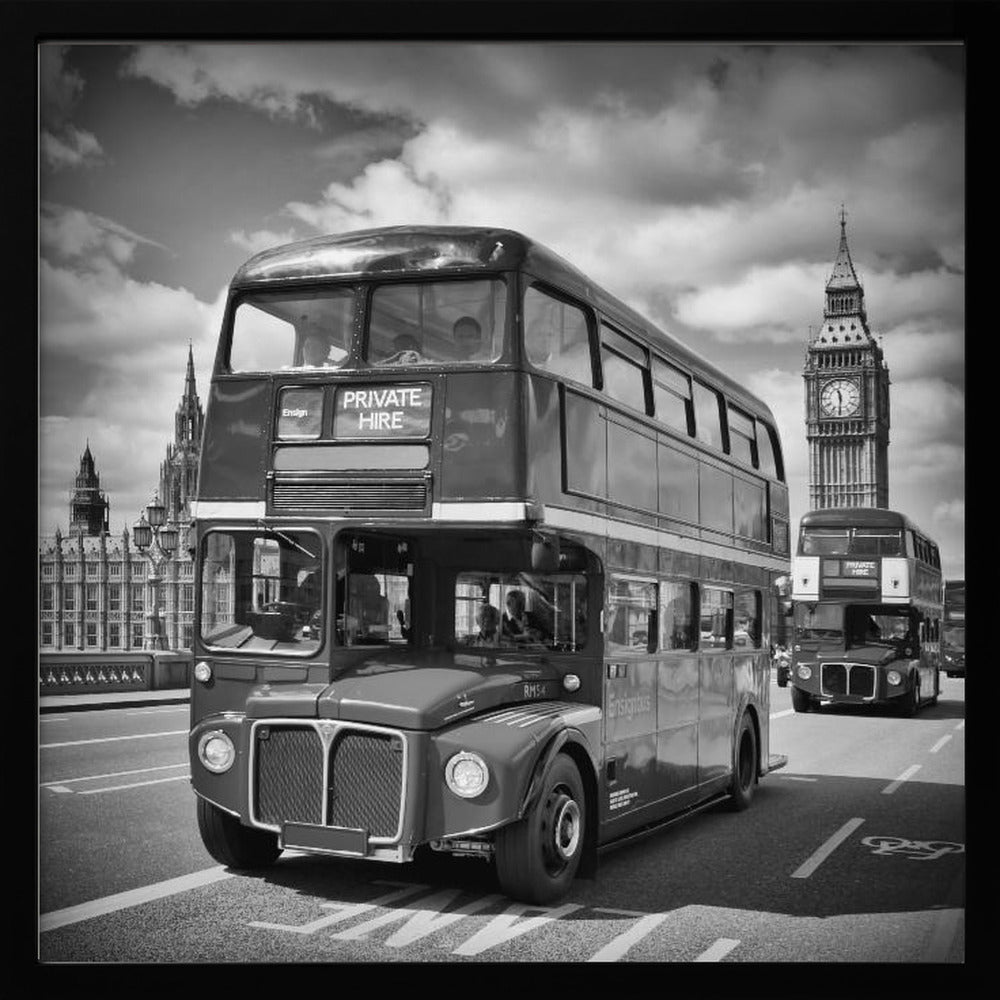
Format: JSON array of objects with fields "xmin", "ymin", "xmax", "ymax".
[
  {"xmin": 158, "ymin": 343, "xmax": 204, "ymax": 525},
  {"xmin": 804, "ymin": 209, "xmax": 891, "ymax": 508},
  {"xmin": 68, "ymin": 442, "xmax": 110, "ymax": 536}
]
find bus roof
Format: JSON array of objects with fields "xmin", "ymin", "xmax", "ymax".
[
  {"xmin": 800, "ymin": 507, "xmax": 931, "ymax": 538},
  {"xmin": 232, "ymin": 225, "xmax": 778, "ymax": 427}
]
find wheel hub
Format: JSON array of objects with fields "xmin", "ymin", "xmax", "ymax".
[{"xmin": 550, "ymin": 793, "xmax": 581, "ymax": 862}]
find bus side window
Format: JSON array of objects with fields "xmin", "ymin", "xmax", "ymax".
[{"xmin": 523, "ymin": 285, "xmax": 594, "ymax": 387}]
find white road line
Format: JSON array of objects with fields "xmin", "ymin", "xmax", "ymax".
[
  {"xmin": 929, "ymin": 735, "xmax": 952, "ymax": 754},
  {"xmin": 588, "ymin": 913, "xmax": 668, "ymax": 962},
  {"xmin": 791, "ymin": 817, "xmax": 865, "ymax": 879},
  {"xmin": 41, "ymin": 762, "xmax": 189, "ymax": 788},
  {"xmin": 125, "ymin": 707, "xmax": 189, "ymax": 716},
  {"xmin": 77, "ymin": 774, "xmax": 191, "ymax": 795},
  {"xmin": 954, "ymin": 720, "xmax": 965, "ymax": 731},
  {"xmin": 47, "ymin": 786, "xmax": 72, "ymax": 794},
  {"xmin": 769, "ymin": 709, "xmax": 795, "ymax": 720},
  {"xmin": 40, "ymin": 866, "xmax": 233, "ymax": 933},
  {"xmin": 39, "ymin": 717, "xmax": 72, "ymax": 723},
  {"xmin": 694, "ymin": 937, "xmax": 740, "ymax": 962},
  {"xmin": 40, "ymin": 729, "xmax": 187, "ymax": 749},
  {"xmin": 777, "ymin": 775, "xmax": 818, "ymax": 782},
  {"xmin": 882, "ymin": 764, "xmax": 921, "ymax": 795}
]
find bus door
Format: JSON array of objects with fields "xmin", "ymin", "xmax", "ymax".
[
  {"xmin": 602, "ymin": 577, "xmax": 659, "ymax": 822},
  {"xmin": 698, "ymin": 587, "xmax": 735, "ymax": 790},
  {"xmin": 917, "ymin": 614, "xmax": 940, "ymax": 697}
]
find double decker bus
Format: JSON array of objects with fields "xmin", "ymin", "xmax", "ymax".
[
  {"xmin": 943, "ymin": 579, "xmax": 965, "ymax": 678},
  {"xmin": 788, "ymin": 508, "xmax": 943, "ymax": 715},
  {"xmin": 188, "ymin": 226, "xmax": 790, "ymax": 904}
]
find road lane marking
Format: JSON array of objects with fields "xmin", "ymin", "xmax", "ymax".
[
  {"xmin": 769, "ymin": 709, "xmax": 794, "ymax": 720},
  {"xmin": 695, "ymin": 937, "xmax": 740, "ymax": 962},
  {"xmin": 47, "ymin": 786, "xmax": 72, "ymax": 794},
  {"xmin": 791, "ymin": 817, "xmax": 865, "ymax": 879},
  {"xmin": 452, "ymin": 902, "xmax": 582, "ymax": 956},
  {"xmin": 40, "ymin": 729, "xmax": 187, "ymax": 749},
  {"xmin": 588, "ymin": 912, "xmax": 669, "ymax": 962},
  {"xmin": 776, "ymin": 775, "xmax": 818, "ymax": 782},
  {"xmin": 929, "ymin": 735, "xmax": 952, "ymax": 754},
  {"xmin": 41, "ymin": 762, "xmax": 189, "ymax": 788},
  {"xmin": 40, "ymin": 866, "xmax": 234, "ymax": 932},
  {"xmin": 250, "ymin": 884, "xmax": 430, "ymax": 935},
  {"xmin": 78, "ymin": 774, "xmax": 190, "ymax": 795},
  {"xmin": 954, "ymin": 720, "xmax": 964, "ymax": 731},
  {"xmin": 125, "ymin": 707, "xmax": 190, "ymax": 716},
  {"xmin": 40, "ymin": 717, "xmax": 72, "ymax": 723},
  {"xmin": 882, "ymin": 764, "xmax": 921, "ymax": 795}
]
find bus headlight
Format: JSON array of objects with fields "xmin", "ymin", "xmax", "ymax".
[
  {"xmin": 796, "ymin": 664, "xmax": 813, "ymax": 680},
  {"xmin": 198, "ymin": 730, "xmax": 236, "ymax": 773},
  {"xmin": 194, "ymin": 661, "xmax": 212, "ymax": 683},
  {"xmin": 887, "ymin": 670, "xmax": 902, "ymax": 687},
  {"xmin": 445, "ymin": 751, "xmax": 490, "ymax": 799}
]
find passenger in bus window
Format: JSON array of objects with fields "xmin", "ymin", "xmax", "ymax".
[
  {"xmin": 474, "ymin": 604, "xmax": 500, "ymax": 645},
  {"xmin": 453, "ymin": 316, "xmax": 484, "ymax": 360},
  {"xmin": 301, "ymin": 334, "xmax": 333, "ymax": 367},
  {"xmin": 503, "ymin": 589, "xmax": 545, "ymax": 642}
]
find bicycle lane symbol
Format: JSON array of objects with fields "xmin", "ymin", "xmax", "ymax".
[{"xmin": 861, "ymin": 836, "xmax": 965, "ymax": 862}]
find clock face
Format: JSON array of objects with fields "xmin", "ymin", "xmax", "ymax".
[{"xmin": 820, "ymin": 378, "xmax": 860, "ymax": 417}]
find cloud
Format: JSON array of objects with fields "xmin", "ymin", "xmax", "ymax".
[
  {"xmin": 41, "ymin": 126, "xmax": 105, "ymax": 171},
  {"xmin": 40, "ymin": 202, "xmax": 168, "ymax": 268},
  {"xmin": 932, "ymin": 499, "xmax": 964, "ymax": 524},
  {"xmin": 229, "ymin": 228, "xmax": 302, "ymax": 256}
]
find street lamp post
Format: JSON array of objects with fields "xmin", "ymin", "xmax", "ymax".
[{"xmin": 133, "ymin": 491, "xmax": 179, "ymax": 651}]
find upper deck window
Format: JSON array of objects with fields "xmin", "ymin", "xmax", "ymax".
[
  {"xmin": 799, "ymin": 526, "xmax": 902, "ymax": 557},
  {"xmin": 600, "ymin": 324, "xmax": 649, "ymax": 413},
  {"xmin": 756, "ymin": 420, "xmax": 781, "ymax": 480},
  {"xmin": 229, "ymin": 289, "xmax": 354, "ymax": 373},
  {"xmin": 366, "ymin": 279, "xmax": 506, "ymax": 366},
  {"xmin": 652, "ymin": 358, "xmax": 692, "ymax": 434},
  {"xmin": 727, "ymin": 404, "xmax": 757, "ymax": 468},
  {"xmin": 692, "ymin": 381, "xmax": 724, "ymax": 450},
  {"xmin": 523, "ymin": 286, "xmax": 594, "ymax": 387}
]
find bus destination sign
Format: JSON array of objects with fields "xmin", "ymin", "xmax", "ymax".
[
  {"xmin": 333, "ymin": 383, "xmax": 432, "ymax": 438},
  {"xmin": 842, "ymin": 560, "xmax": 877, "ymax": 577}
]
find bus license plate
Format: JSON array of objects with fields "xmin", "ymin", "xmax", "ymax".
[{"xmin": 282, "ymin": 822, "xmax": 369, "ymax": 856}]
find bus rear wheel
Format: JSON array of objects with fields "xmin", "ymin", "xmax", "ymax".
[
  {"xmin": 791, "ymin": 686, "xmax": 813, "ymax": 713},
  {"xmin": 727, "ymin": 712, "xmax": 757, "ymax": 812},
  {"xmin": 196, "ymin": 797, "xmax": 282, "ymax": 869},
  {"xmin": 495, "ymin": 754, "xmax": 585, "ymax": 905}
]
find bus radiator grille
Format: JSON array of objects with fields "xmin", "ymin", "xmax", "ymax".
[
  {"xmin": 255, "ymin": 726, "xmax": 324, "ymax": 827},
  {"xmin": 272, "ymin": 481, "xmax": 427, "ymax": 511},
  {"xmin": 328, "ymin": 731, "xmax": 404, "ymax": 839},
  {"xmin": 821, "ymin": 663, "xmax": 875, "ymax": 698}
]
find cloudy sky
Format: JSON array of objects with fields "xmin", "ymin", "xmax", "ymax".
[{"xmin": 38, "ymin": 42, "xmax": 965, "ymax": 577}]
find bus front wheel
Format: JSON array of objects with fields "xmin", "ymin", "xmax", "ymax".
[
  {"xmin": 495, "ymin": 754, "xmax": 585, "ymax": 905},
  {"xmin": 727, "ymin": 712, "xmax": 757, "ymax": 811},
  {"xmin": 901, "ymin": 676, "xmax": 921, "ymax": 718},
  {"xmin": 196, "ymin": 797, "xmax": 282, "ymax": 869},
  {"xmin": 791, "ymin": 686, "xmax": 813, "ymax": 713}
]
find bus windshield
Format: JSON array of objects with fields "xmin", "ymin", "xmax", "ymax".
[
  {"xmin": 366, "ymin": 278, "xmax": 507, "ymax": 366},
  {"xmin": 454, "ymin": 571, "xmax": 588, "ymax": 652},
  {"xmin": 200, "ymin": 529, "xmax": 323, "ymax": 653},
  {"xmin": 230, "ymin": 288, "xmax": 355, "ymax": 373},
  {"xmin": 793, "ymin": 602, "xmax": 843, "ymax": 640},
  {"xmin": 799, "ymin": 527, "xmax": 902, "ymax": 556}
]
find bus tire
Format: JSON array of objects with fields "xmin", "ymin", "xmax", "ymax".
[
  {"xmin": 495, "ymin": 754, "xmax": 585, "ymax": 905},
  {"xmin": 791, "ymin": 686, "xmax": 813, "ymax": 713},
  {"xmin": 196, "ymin": 797, "xmax": 282, "ymax": 869},
  {"xmin": 901, "ymin": 676, "xmax": 921, "ymax": 718},
  {"xmin": 727, "ymin": 712, "xmax": 757, "ymax": 812}
]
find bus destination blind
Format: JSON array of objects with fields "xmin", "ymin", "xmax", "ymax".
[{"xmin": 333, "ymin": 383, "xmax": 432, "ymax": 438}]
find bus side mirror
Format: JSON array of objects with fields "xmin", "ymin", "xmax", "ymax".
[{"xmin": 531, "ymin": 535, "xmax": 560, "ymax": 573}]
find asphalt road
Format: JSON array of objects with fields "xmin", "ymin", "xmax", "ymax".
[{"xmin": 38, "ymin": 677, "xmax": 965, "ymax": 963}]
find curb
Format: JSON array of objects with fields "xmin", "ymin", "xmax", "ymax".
[{"xmin": 40, "ymin": 692, "xmax": 191, "ymax": 714}]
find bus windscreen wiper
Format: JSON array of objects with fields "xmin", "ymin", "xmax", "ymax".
[{"xmin": 256, "ymin": 520, "xmax": 318, "ymax": 560}]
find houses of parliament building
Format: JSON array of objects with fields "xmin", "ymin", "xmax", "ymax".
[{"xmin": 38, "ymin": 348, "xmax": 204, "ymax": 652}]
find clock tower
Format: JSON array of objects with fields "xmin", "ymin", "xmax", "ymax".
[{"xmin": 804, "ymin": 209, "xmax": 890, "ymax": 508}]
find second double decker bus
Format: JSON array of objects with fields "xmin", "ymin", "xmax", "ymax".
[
  {"xmin": 188, "ymin": 226, "xmax": 790, "ymax": 904},
  {"xmin": 788, "ymin": 507, "xmax": 943, "ymax": 714},
  {"xmin": 942, "ymin": 579, "xmax": 965, "ymax": 678}
]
